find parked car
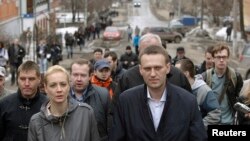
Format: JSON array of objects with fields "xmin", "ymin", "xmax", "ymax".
[
  {"xmin": 103, "ymin": 26, "xmax": 122, "ymax": 41},
  {"xmin": 142, "ymin": 27, "xmax": 182, "ymax": 44},
  {"xmin": 169, "ymin": 20, "xmax": 190, "ymax": 37},
  {"xmin": 133, "ymin": 0, "xmax": 141, "ymax": 7},
  {"xmin": 109, "ymin": 9, "xmax": 119, "ymax": 17},
  {"xmin": 237, "ymin": 43, "xmax": 250, "ymax": 80}
]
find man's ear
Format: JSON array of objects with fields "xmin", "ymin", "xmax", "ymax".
[
  {"xmin": 139, "ymin": 65, "xmax": 142, "ymax": 75},
  {"xmin": 90, "ymin": 72, "xmax": 94, "ymax": 78},
  {"xmin": 166, "ymin": 63, "xmax": 171, "ymax": 74}
]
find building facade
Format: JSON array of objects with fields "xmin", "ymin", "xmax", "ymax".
[{"xmin": 0, "ymin": 0, "xmax": 61, "ymax": 41}]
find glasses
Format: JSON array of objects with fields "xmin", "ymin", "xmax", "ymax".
[{"xmin": 214, "ymin": 56, "xmax": 228, "ymax": 60}]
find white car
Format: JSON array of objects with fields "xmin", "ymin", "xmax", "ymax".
[
  {"xmin": 134, "ymin": 1, "xmax": 141, "ymax": 7},
  {"xmin": 112, "ymin": 2, "xmax": 120, "ymax": 8}
]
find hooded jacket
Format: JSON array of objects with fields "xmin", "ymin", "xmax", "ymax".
[
  {"xmin": 28, "ymin": 98, "xmax": 100, "ymax": 141},
  {"xmin": 192, "ymin": 74, "xmax": 221, "ymax": 129}
]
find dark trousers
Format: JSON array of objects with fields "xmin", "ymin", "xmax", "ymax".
[
  {"xmin": 135, "ymin": 46, "xmax": 139, "ymax": 55},
  {"xmin": 10, "ymin": 64, "xmax": 18, "ymax": 85}
]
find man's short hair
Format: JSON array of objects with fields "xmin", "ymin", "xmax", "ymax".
[
  {"xmin": 212, "ymin": 43, "xmax": 230, "ymax": 57},
  {"xmin": 205, "ymin": 45, "xmax": 214, "ymax": 54},
  {"xmin": 176, "ymin": 59, "xmax": 195, "ymax": 78},
  {"xmin": 93, "ymin": 48, "xmax": 103, "ymax": 54},
  {"xmin": 139, "ymin": 33, "xmax": 162, "ymax": 46},
  {"xmin": 104, "ymin": 51, "xmax": 118, "ymax": 61},
  {"xmin": 177, "ymin": 47, "xmax": 185, "ymax": 52},
  {"xmin": 70, "ymin": 58, "xmax": 93, "ymax": 75},
  {"xmin": 17, "ymin": 61, "xmax": 40, "ymax": 78},
  {"xmin": 126, "ymin": 45, "xmax": 132, "ymax": 50},
  {"xmin": 139, "ymin": 45, "xmax": 170, "ymax": 64}
]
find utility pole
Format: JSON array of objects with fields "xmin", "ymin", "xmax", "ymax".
[
  {"xmin": 84, "ymin": 0, "xmax": 88, "ymax": 27},
  {"xmin": 33, "ymin": 0, "xmax": 38, "ymax": 62},
  {"xmin": 200, "ymin": 0, "xmax": 204, "ymax": 29},
  {"xmin": 20, "ymin": 0, "xmax": 23, "ymax": 33},
  {"xmin": 178, "ymin": 0, "xmax": 182, "ymax": 17},
  {"xmin": 232, "ymin": 0, "xmax": 238, "ymax": 58},
  {"xmin": 47, "ymin": 0, "xmax": 50, "ymax": 36}
]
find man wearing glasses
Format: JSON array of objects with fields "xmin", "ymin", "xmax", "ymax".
[{"xmin": 202, "ymin": 43, "xmax": 243, "ymax": 125}]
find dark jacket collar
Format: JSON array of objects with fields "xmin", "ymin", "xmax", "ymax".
[{"xmin": 17, "ymin": 88, "xmax": 42, "ymax": 106}]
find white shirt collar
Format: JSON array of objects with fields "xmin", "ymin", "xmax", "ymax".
[{"xmin": 147, "ymin": 87, "xmax": 167, "ymax": 102}]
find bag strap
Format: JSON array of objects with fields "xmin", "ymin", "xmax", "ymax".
[
  {"xmin": 205, "ymin": 68, "xmax": 213, "ymax": 88},
  {"xmin": 218, "ymin": 79, "xmax": 229, "ymax": 104}
]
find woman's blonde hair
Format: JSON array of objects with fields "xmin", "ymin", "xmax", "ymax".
[
  {"xmin": 240, "ymin": 79, "xmax": 250, "ymax": 105},
  {"xmin": 44, "ymin": 65, "xmax": 70, "ymax": 85}
]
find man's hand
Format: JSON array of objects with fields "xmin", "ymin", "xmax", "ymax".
[{"xmin": 244, "ymin": 113, "xmax": 250, "ymax": 119}]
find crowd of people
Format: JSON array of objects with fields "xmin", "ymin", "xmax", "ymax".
[{"xmin": 0, "ymin": 31, "xmax": 250, "ymax": 141}]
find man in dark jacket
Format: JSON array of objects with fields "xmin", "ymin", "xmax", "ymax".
[
  {"xmin": 110, "ymin": 45, "xmax": 207, "ymax": 141},
  {"xmin": 114, "ymin": 33, "xmax": 191, "ymax": 101},
  {"xmin": 104, "ymin": 51, "xmax": 126, "ymax": 83},
  {"xmin": 171, "ymin": 46, "xmax": 189, "ymax": 66},
  {"xmin": 196, "ymin": 45, "xmax": 214, "ymax": 74},
  {"xmin": 8, "ymin": 38, "xmax": 26, "ymax": 85},
  {"xmin": 226, "ymin": 24, "xmax": 232, "ymax": 42},
  {"xmin": 120, "ymin": 45, "xmax": 138, "ymax": 69},
  {"xmin": 69, "ymin": 58, "xmax": 111, "ymax": 141},
  {"xmin": 202, "ymin": 43, "xmax": 243, "ymax": 125},
  {"xmin": 0, "ymin": 61, "xmax": 47, "ymax": 141}
]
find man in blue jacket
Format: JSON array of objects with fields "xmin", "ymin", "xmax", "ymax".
[{"xmin": 110, "ymin": 45, "xmax": 207, "ymax": 141}]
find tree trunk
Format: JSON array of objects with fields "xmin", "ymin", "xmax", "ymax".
[{"xmin": 239, "ymin": 0, "xmax": 247, "ymax": 41}]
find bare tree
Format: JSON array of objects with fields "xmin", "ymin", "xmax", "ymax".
[{"xmin": 205, "ymin": 0, "xmax": 233, "ymax": 26}]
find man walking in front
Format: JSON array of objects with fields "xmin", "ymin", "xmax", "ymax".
[{"xmin": 110, "ymin": 45, "xmax": 207, "ymax": 141}]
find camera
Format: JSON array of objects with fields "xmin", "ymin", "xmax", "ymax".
[{"xmin": 234, "ymin": 102, "xmax": 250, "ymax": 114}]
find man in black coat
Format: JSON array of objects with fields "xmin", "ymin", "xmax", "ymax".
[
  {"xmin": 110, "ymin": 45, "xmax": 207, "ymax": 141},
  {"xmin": 0, "ymin": 61, "xmax": 47, "ymax": 141},
  {"xmin": 114, "ymin": 33, "xmax": 191, "ymax": 102}
]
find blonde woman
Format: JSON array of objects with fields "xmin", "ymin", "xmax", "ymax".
[{"xmin": 28, "ymin": 65, "xmax": 99, "ymax": 141}]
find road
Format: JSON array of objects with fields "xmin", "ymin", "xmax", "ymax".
[
  {"xmin": 91, "ymin": 0, "xmax": 205, "ymax": 66},
  {"xmin": 3, "ymin": 0, "xmax": 215, "ymax": 90}
]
